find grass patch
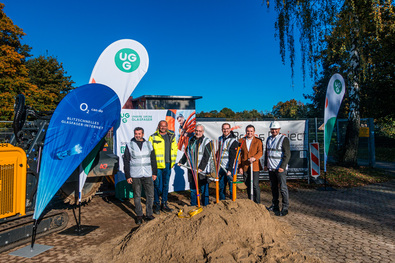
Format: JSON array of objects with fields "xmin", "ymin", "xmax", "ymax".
[{"xmin": 286, "ymin": 165, "xmax": 393, "ymax": 190}]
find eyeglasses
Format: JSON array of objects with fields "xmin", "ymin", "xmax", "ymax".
[{"xmin": 195, "ymin": 130, "xmax": 203, "ymax": 132}]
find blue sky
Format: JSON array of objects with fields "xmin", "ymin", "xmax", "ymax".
[{"xmin": 3, "ymin": 0, "xmax": 314, "ymax": 113}]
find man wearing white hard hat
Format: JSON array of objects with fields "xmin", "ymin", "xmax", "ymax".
[{"xmin": 264, "ymin": 121, "xmax": 291, "ymax": 216}]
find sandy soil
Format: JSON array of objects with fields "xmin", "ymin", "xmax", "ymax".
[{"xmin": 83, "ymin": 199, "xmax": 321, "ymax": 263}]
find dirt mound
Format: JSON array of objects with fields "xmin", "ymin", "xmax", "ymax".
[{"xmin": 88, "ymin": 199, "xmax": 320, "ymax": 262}]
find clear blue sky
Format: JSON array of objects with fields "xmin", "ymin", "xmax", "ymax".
[{"xmin": 3, "ymin": 0, "xmax": 313, "ymax": 113}]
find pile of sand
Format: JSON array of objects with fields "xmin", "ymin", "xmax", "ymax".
[{"xmin": 88, "ymin": 199, "xmax": 320, "ymax": 262}]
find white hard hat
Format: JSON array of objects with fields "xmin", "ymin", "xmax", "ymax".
[{"xmin": 269, "ymin": 121, "xmax": 281, "ymax": 129}]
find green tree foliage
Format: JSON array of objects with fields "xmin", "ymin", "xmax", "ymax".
[
  {"xmin": 25, "ymin": 55, "xmax": 75, "ymax": 112},
  {"xmin": 196, "ymin": 108, "xmax": 273, "ymax": 120},
  {"xmin": 219, "ymin": 107, "xmax": 235, "ymax": 118},
  {"xmin": 303, "ymin": 0, "xmax": 394, "ymax": 119},
  {"xmin": 318, "ymin": 0, "xmax": 394, "ymax": 119},
  {"xmin": 272, "ymin": 99, "xmax": 308, "ymax": 119},
  {"xmin": 269, "ymin": 0, "xmax": 343, "ymax": 82},
  {"xmin": 268, "ymin": 0, "xmax": 394, "ymax": 166}
]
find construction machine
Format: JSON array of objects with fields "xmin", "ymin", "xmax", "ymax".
[{"xmin": 0, "ymin": 94, "xmax": 119, "ymax": 252}]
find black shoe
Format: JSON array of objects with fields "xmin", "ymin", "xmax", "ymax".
[
  {"xmin": 280, "ymin": 209, "xmax": 288, "ymax": 216},
  {"xmin": 266, "ymin": 205, "xmax": 280, "ymax": 212},
  {"xmin": 161, "ymin": 204, "xmax": 173, "ymax": 212},
  {"xmin": 144, "ymin": 215, "xmax": 155, "ymax": 221},
  {"xmin": 136, "ymin": 216, "xmax": 143, "ymax": 225},
  {"xmin": 153, "ymin": 204, "xmax": 161, "ymax": 215}
]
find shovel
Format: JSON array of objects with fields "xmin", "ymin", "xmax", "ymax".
[{"xmin": 250, "ymin": 162, "xmax": 253, "ymax": 201}]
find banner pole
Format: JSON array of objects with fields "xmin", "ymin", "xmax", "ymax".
[
  {"xmin": 78, "ymin": 202, "xmax": 82, "ymax": 233},
  {"xmin": 324, "ymin": 171, "xmax": 327, "ymax": 190},
  {"xmin": 31, "ymin": 219, "xmax": 38, "ymax": 251}
]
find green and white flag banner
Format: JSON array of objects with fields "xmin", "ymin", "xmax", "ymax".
[
  {"xmin": 89, "ymin": 39, "xmax": 149, "ymax": 107},
  {"xmin": 78, "ymin": 39, "xmax": 149, "ymax": 202},
  {"xmin": 324, "ymin": 73, "xmax": 345, "ymax": 172}
]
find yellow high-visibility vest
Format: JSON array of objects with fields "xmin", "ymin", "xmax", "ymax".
[{"xmin": 149, "ymin": 130, "xmax": 178, "ymax": 169}]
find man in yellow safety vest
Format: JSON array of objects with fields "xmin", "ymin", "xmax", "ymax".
[{"xmin": 149, "ymin": 120, "xmax": 178, "ymax": 214}]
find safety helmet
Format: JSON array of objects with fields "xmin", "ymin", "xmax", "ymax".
[{"xmin": 269, "ymin": 121, "xmax": 281, "ymax": 129}]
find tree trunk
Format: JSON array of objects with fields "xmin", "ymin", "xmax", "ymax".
[
  {"xmin": 342, "ymin": 114, "xmax": 360, "ymax": 167},
  {"xmin": 342, "ymin": 42, "xmax": 360, "ymax": 167}
]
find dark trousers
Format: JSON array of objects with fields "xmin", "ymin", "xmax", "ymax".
[
  {"xmin": 219, "ymin": 167, "xmax": 232, "ymax": 200},
  {"xmin": 244, "ymin": 168, "xmax": 260, "ymax": 204},
  {"xmin": 132, "ymin": 177, "xmax": 154, "ymax": 217},
  {"xmin": 268, "ymin": 170, "xmax": 289, "ymax": 210}
]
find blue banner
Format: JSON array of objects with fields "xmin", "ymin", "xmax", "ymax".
[{"xmin": 33, "ymin": 83, "xmax": 121, "ymax": 219}]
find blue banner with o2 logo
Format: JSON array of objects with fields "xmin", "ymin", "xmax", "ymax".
[{"xmin": 33, "ymin": 83, "xmax": 120, "ymax": 220}]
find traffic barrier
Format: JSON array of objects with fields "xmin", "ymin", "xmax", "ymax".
[{"xmin": 310, "ymin": 142, "xmax": 320, "ymax": 178}]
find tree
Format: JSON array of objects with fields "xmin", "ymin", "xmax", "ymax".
[
  {"xmin": 272, "ymin": 99, "xmax": 308, "ymax": 119},
  {"xmin": 321, "ymin": 1, "xmax": 393, "ymax": 166},
  {"xmin": 197, "ymin": 108, "xmax": 266, "ymax": 120},
  {"xmin": 0, "ymin": 3, "xmax": 39, "ymax": 120},
  {"xmin": 219, "ymin": 107, "xmax": 236, "ymax": 118},
  {"xmin": 25, "ymin": 55, "xmax": 75, "ymax": 112},
  {"xmin": 0, "ymin": 4, "xmax": 75, "ymax": 120},
  {"xmin": 268, "ymin": 0, "xmax": 394, "ymax": 167},
  {"xmin": 197, "ymin": 108, "xmax": 274, "ymax": 120}
]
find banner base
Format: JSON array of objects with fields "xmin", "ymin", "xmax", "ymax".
[
  {"xmin": 59, "ymin": 225, "xmax": 99, "ymax": 236},
  {"xmin": 9, "ymin": 244, "xmax": 53, "ymax": 258}
]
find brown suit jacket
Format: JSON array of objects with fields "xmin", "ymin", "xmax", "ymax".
[{"xmin": 238, "ymin": 137, "xmax": 263, "ymax": 172}]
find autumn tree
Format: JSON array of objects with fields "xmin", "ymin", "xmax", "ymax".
[
  {"xmin": 0, "ymin": 4, "xmax": 75, "ymax": 120},
  {"xmin": 0, "ymin": 3, "xmax": 41, "ymax": 120},
  {"xmin": 25, "ymin": 55, "xmax": 75, "ymax": 112}
]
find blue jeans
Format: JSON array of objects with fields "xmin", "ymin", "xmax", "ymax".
[
  {"xmin": 190, "ymin": 178, "xmax": 209, "ymax": 206},
  {"xmin": 219, "ymin": 167, "xmax": 233, "ymax": 200},
  {"xmin": 154, "ymin": 163, "xmax": 171, "ymax": 206}
]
